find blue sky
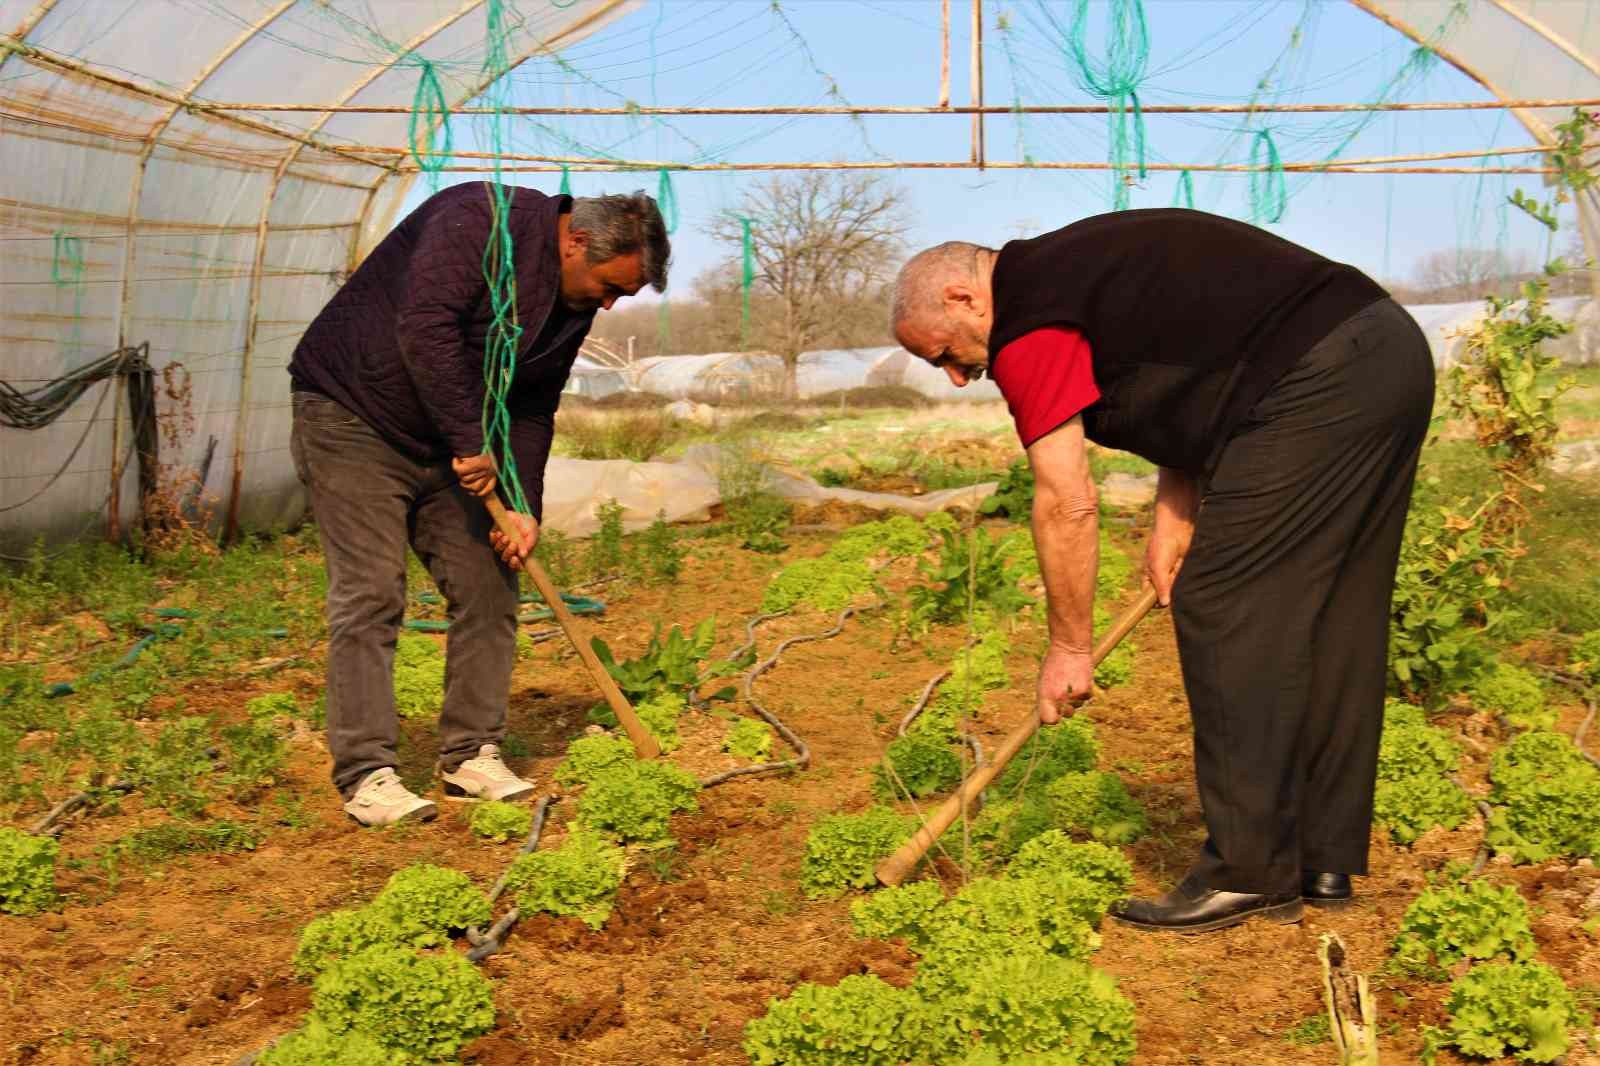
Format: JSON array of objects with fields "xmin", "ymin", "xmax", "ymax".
[{"xmin": 402, "ymin": 0, "xmax": 1571, "ymax": 301}]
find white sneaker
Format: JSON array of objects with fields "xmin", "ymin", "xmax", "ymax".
[
  {"xmin": 342, "ymin": 767, "xmax": 438, "ymax": 827},
  {"xmin": 440, "ymin": 744, "xmax": 536, "ymax": 802}
]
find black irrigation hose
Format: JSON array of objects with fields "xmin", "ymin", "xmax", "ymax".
[
  {"xmin": 464, "ymin": 795, "xmax": 558, "ymax": 964},
  {"xmin": 698, "ymin": 604, "xmax": 876, "ymax": 788},
  {"xmin": 1537, "ymin": 668, "xmax": 1600, "ymax": 771},
  {"xmin": 895, "ymin": 667, "xmax": 986, "ymax": 771}
]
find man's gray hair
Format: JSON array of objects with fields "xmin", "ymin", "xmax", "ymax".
[
  {"xmin": 571, "ymin": 191, "xmax": 672, "ymax": 292},
  {"xmin": 890, "ymin": 241, "xmax": 995, "ymax": 330}
]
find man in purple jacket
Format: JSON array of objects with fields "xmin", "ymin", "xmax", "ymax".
[{"xmin": 288, "ymin": 183, "xmax": 669, "ymax": 825}]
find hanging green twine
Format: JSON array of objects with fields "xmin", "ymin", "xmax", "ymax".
[
  {"xmin": 1065, "ymin": 0, "xmax": 1150, "ymax": 211},
  {"xmin": 1248, "ymin": 128, "xmax": 1287, "ymax": 224},
  {"xmin": 51, "ymin": 232, "xmax": 84, "ymax": 287},
  {"xmin": 739, "ymin": 216, "xmax": 754, "ymax": 350},
  {"xmin": 1173, "ymin": 169, "xmax": 1194, "ymax": 209},
  {"xmin": 478, "ymin": 0, "xmax": 531, "ymax": 515},
  {"xmin": 656, "ymin": 167, "xmax": 679, "ymax": 234},
  {"xmin": 559, "ymin": 164, "xmax": 571, "ymax": 196},
  {"xmin": 406, "ymin": 56, "xmax": 451, "ymax": 187}
]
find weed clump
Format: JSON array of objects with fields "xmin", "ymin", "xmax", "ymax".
[{"xmin": 0, "ymin": 827, "xmax": 58, "ymax": 915}]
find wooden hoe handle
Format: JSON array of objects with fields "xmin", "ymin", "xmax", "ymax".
[
  {"xmin": 874, "ymin": 585, "xmax": 1160, "ymax": 886},
  {"xmin": 483, "ymin": 495, "xmax": 661, "ymax": 760}
]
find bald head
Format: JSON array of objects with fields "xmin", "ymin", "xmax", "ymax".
[
  {"xmin": 890, "ymin": 241, "xmax": 994, "ymax": 334},
  {"xmin": 890, "ymin": 240, "xmax": 1000, "ymax": 389}
]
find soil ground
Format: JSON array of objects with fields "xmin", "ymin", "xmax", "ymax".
[{"xmin": 3, "ymin": 391, "xmax": 1600, "ymax": 1065}]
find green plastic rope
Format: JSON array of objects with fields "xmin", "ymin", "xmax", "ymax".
[
  {"xmin": 51, "ymin": 232, "xmax": 84, "ymax": 286},
  {"xmin": 739, "ymin": 216, "xmax": 755, "ymax": 349},
  {"xmin": 1065, "ymin": 0, "xmax": 1150, "ymax": 210},
  {"xmin": 406, "ymin": 56, "xmax": 451, "ymax": 184},
  {"xmin": 478, "ymin": 0, "xmax": 531, "ymax": 516},
  {"xmin": 1248, "ymin": 128, "xmax": 1287, "ymax": 224},
  {"xmin": 559, "ymin": 164, "xmax": 571, "ymax": 196},
  {"xmin": 656, "ymin": 167, "xmax": 679, "ymax": 234},
  {"xmin": 1173, "ymin": 169, "xmax": 1194, "ymax": 209}
]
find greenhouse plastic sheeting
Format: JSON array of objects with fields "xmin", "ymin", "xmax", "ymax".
[
  {"xmin": 626, "ymin": 347, "xmax": 1002, "ymax": 402},
  {"xmin": 0, "ymin": 0, "xmax": 637, "ymax": 552},
  {"xmin": 540, "ymin": 444, "xmax": 996, "ymax": 537},
  {"xmin": 1405, "ymin": 296, "xmax": 1596, "ymax": 366}
]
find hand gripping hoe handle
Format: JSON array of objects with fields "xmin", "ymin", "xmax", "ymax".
[
  {"xmin": 483, "ymin": 495, "xmax": 661, "ymax": 760},
  {"xmin": 875, "ymin": 586, "xmax": 1160, "ymax": 886}
]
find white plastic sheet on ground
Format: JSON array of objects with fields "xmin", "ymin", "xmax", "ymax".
[{"xmin": 539, "ymin": 443, "xmax": 996, "ymax": 537}]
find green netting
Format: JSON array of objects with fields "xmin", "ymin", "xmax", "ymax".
[
  {"xmin": 407, "ymin": 56, "xmax": 451, "ymax": 191},
  {"xmin": 738, "ymin": 215, "xmax": 755, "ymax": 348},
  {"xmin": 1248, "ymin": 129, "xmax": 1286, "ymax": 224},
  {"xmin": 1173, "ymin": 169, "xmax": 1194, "ymax": 209},
  {"xmin": 1065, "ymin": 0, "xmax": 1150, "ymax": 210}
]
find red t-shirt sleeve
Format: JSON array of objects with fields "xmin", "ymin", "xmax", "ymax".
[{"xmin": 989, "ymin": 325, "xmax": 1100, "ymax": 448}]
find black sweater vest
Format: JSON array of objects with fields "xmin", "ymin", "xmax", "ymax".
[{"xmin": 988, "ymin": 208, "xmax": 1386, "ymax": 475}]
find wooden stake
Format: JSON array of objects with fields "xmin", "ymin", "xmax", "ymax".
[{"xmin": 938, "ymin": 0, "xmax": 950, "ymax": 109}]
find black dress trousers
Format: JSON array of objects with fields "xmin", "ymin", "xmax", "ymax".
[{"xmin": 1171, "ymin": 297, "xmax": 1435, "ymax": 895}]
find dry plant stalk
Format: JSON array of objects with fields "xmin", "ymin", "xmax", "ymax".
[{"xmin": 1319, "ymin": 933, "xmax": 1380, "ymax": 1066}]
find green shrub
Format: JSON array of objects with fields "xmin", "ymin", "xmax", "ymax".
[
  {"xmin": 576, "ymin": 759, "xmax": 701, "ymax": 845},
  {"xmin": 978, "ymin": 458, "xmax": 1033, "ymax": 518},
  {"xmin": 848, "ymin": 880, "xmax": 947, "ymax": 948},
  {"xmin": 368, "ymin": 865, "xmax": 491, "ymax": 948},
  {"xmin": 589, "ymin": 618, "xmax": 746, "ymax": 709},
  {"xmin": 1391, "ymin": 880, "xmax": 1535, "ymax": 977},
  {"xmin": 1006, "ymin": 833, "xmax": 1133, "ymax": 915},
  {"xmin": 1423, "ymin": 961, "xmax": 1576, "ymax": 1065},
  {"xmin": 744, "ymin": 974, "xmax": 920, "ymax": 1066},
  {"xmin": 1047, "ymin": 772, "xmax": 1147, "ymax": 844},
  {"xmin": 917, "ymin": 953, "xmax": 1135, "ymax": 1064},
  {"xmin": 553, "ymin": 734, "xmax": 636, "ymax": 788},
  {"xmin": 504, "ymin": 827, "xmax": 626, "ymax": 930},
  {"xmin": 259, "ymin": 1018, "xmax": 414, "ymax": 1066},
  {"xmin": 393, "ymin": 636, "xmax": 444, "ymax": 720},
  {"xmin": 991, "ymin": 717, "xmax": 1099, "ymax": 800},
  {"xmin": 246, "ymin": 691, "xmax": 300, "ymax": 723},
  {"xmin": 1571, "ymin": 629, "xmax": 1600, "ymax": 682},
  {"xmin": 799, "ymin": 807, "xmax": 915, "ymax": 899},
  {"xmin": 1486, "ymin": 730, "xmax": 1600, "ymax": 862},
  {"xmin": 873, "ymin": 732, "xmax": 963, "ymax": 801},
  {"xmin": 1471, "ymin": 663, "xmax": 1552, "ymax": 729},
  {"xmin": 723, "ymin": 717, "xmax": 775, "ymax": 761},
  {"xmin": 311, "ymin": 944, "xmax": 495, "ymax": 1061},
  {"xmin": 469, "ymin": 801, "xmax": 533, "ymax": 843},
  {"xmin": 124, "ymin": 715, "xmax": 214, "ymax": 817},
  {"xmin": 907, "ymin": 527, "xmax": 1033, "ymax": 630},
  {"xmin": 0, "ymin": 827, "xmax": 58, "ymax": 915}
]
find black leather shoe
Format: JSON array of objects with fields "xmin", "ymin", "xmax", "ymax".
[
  {"xmin": 1301, "ymin": 871, "xmax": 1353, "ymax": 908},
  {"xmin": 1109, "ymin": 874, "xmax": 1303, "ymax": 934}
]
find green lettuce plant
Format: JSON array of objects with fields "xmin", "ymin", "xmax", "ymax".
[
  {"xmin": 799, "ymin": 807, "xmax": 915, "ymax": 899},
  {"xmin": 873, "ymin": 732, "xmax": 963, "ymax": 801},
  {"xmin": 1422, "ymin": 961, "xmax": 1577, "ymax": 1065},
  {"xmin": 1047, "ymin": 771, "xmax": 1147, "ymax": 844},
  {"xmin": 504, "ymin": 827, "xmax": 626, "ymax": 930},
  {"xmin": 744, "ymin": 973, "xmax": 920, "ymax": 1066},
  {"xmin": 1486, "ymin": 730, "xmax": 1600, "ymax": 862},
  {"xmin": 723, "ymin": 717, "xmax": 775, "ymax": 760},
  {"xmin": 1471, "ymin": 663, "xmax": 1552, "ymax": 729},
  {"xmin": 576, "ymin": 759, "xmax": 700, "ymax": 845},
  {"xmin": 310, "ymin": 944, "xmax": 495, "ymax": 1061},
  {"xmin": 469, "ymin": 800, "xmax": 533, "ymax": 843},
  {"xmin": 553, "ymin": 734, "xmax": 635, "ymax": 788},
  {"xmin": 1391, "ymin": 880, "xmax": 1536, "ymax": 977}
]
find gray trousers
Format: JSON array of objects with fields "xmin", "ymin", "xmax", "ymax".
[
  {"xmin": 1172, "ymin": 298, "xmax": 1434, "ymax": 894},
  {"xmin": 289, "ymin": 392, "xmax": 518, "ymax": 797}
]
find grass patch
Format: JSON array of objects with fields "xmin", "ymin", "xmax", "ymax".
[{"xmin": 555, "ymin": 410, "xmax": 689, "ymax": 462}]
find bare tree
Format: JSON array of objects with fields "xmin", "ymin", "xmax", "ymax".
[
  {"xmin": 709, "ymin": 173, "xmax": 910, "ymax": 395},
  {"xmin": 1411, "ymin": 246, "xmax": 1533, "ymax": 303}
]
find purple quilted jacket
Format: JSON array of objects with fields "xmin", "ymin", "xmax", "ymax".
[{"xmin": 289, "ymin": 182, "xmax": 588, "ymax": 519}]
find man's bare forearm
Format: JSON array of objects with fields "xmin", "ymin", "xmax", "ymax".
[{"xmin": 1033, "ymin": 482, "xmax": 1099, "ymax": 654}]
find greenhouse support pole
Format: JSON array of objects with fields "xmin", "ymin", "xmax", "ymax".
[
  {"xmin": 939, "ymin": 0, "xmax": 950, "ymax": 108},
  {"xmin": 970, "ymin": 0, "xmax": 984, "ymax": 168},
  {"xmin": 1578, "ymin": 189, "xmax": 1600, "ymax": 302}
]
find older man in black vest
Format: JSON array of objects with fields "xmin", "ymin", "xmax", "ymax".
[{"xmin": 891, "ymin": 209, "xmax": 1433, "ymax": 933}]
